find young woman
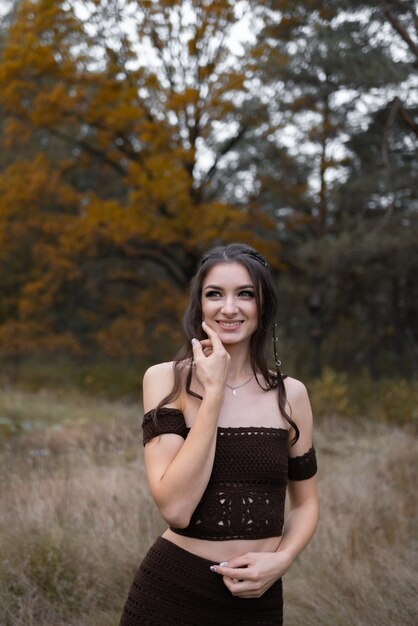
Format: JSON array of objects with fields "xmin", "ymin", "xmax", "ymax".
[{"xmin": 119, "ymin": 243, "xmax": 319, "ymax": 625}]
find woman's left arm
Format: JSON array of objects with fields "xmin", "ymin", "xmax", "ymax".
[
  {"xmin": 212, "ymin": 478, "xmax": 318, "ymax": 598},
  {"xmin": 273, "ymin": 377, "xmax": 319, "ymax": 571},
  {"xmin": 274, "ymin": 473, "xmax": 319, "ymax": 572},
  {"xmin": 211, "ymin": 379, "xmax": 319, "ymax": 598}
]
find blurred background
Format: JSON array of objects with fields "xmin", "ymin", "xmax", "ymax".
[
  {"xmin": 0, "ymin": 1, "xmax": 417, "ymax": 625},
  {"xmin": 0, "ymin": 0, "xmax": 417, "ymax": 386}
]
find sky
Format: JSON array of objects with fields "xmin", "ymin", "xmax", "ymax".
[{"xmin": 1, "ymin": 0, "xmax": 416, "ymax": 198}]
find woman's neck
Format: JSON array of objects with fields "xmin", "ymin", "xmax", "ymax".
[{"xmin": 224, "ymin": 342, "xmax": 253, "ymax": 382}]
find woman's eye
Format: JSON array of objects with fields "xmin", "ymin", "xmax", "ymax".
[
  {"xmin": 239, "ymin": 290, "xmax": 255, "ymax": 298},
  {"xmin": 205, "ymin": 290, "xmax": 221, "ymax": 298}
]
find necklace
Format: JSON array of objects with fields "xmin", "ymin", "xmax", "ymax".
[{"xmin": 225, "ymin": 374, "xmax": 254, "ymax": 396}]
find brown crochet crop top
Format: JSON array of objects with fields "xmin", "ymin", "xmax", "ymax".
[{"xmin": 142, "ymin": 408, "xmax": 317, "ymax": 541}]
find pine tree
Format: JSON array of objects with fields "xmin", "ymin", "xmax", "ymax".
[{"xmin": 250, "ymin": 0, "xmax": 418, "ymax": 375}]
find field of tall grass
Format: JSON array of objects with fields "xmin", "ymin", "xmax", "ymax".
[{"xmin": 1, "ymin": 382, "xmax": 417, "ymax": 625}]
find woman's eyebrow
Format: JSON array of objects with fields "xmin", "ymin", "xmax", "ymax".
[{"xmin": 203, "ymin": 284, "xmax": 254, "ymax": 290}]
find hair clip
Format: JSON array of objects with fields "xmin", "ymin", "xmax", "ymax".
[
  {"xmin": 245, "ymin": 250, "xmax": 268, "ymax": 267},
  {"xmin": 273, "ymin": 323, "xmax": 281, "ymax": 367}
]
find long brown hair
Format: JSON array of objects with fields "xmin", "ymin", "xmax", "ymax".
[{"xmin": 153, "ymin": 243, "xmax": 299, "ymax": 444}]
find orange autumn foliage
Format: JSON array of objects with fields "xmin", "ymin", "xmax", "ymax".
[{"xmin": 0, "ymin": 0, "xmax": 280, "ymax": 359}]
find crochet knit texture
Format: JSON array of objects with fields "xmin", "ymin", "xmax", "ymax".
[{"xmin": 142, "ymin": 408, "xmax": 317, "ymax": 540}]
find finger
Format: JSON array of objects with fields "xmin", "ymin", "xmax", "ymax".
[
  {"xmin": 209, "ymin": 553, "xmax": 252, "ymax": 575},
  {"xmin": 201, "ymin": 321, "xmax": 224, "ymax": 349},
  {"xmin": 192, "ymin": 339, "xmax": 213, "ymax": 359},
  {"xmin": 223, "ymin": 577, "xmax": 256, "ymax": 596},
  {"xmin": 224, "ymin": 554, "xmax": 252, "ymax": 569},
  {"xmin": 191, "ymin": 337, "xmax": 204, "ymax": 358},
  {"xmin": 200, "ymin": 339, "xmax": 213, "ymax": 356},
  {"xmin": 211, "ymin": 565, "xmax": 252, "ymax": 579}
]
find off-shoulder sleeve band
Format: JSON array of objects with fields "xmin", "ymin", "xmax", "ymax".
[
  {"xmin": 288, "ymin": 446, "xmax": 317, "ymax": 481},
  {"xmin": 142, "ymin": 407, "xmax": 188, "ymax": 446}
]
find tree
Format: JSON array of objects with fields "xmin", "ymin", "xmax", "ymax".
[
  {"xmin": 0, "ymin": 0, "xmax": 416, "ymax": 374},
  {"xmin": 0, "ymin": 0, "xmax": 283, "ymax": 358},
  {"xmin": 249, "ymin": 0, "xmax": 418, "ymax": 375}
]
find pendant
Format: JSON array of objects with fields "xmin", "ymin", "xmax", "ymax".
[{"xmin": 232, "ymin": 389, "xmax": 237, "ymax": 396}]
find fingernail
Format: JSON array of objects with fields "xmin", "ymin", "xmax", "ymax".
[
  {"xmin": 202, "ymin": 321, "xmax": 206, "ymax": 326},
  {"xmin": 219, "ymin": 561, "xmax": 228, "ymax": 567},
  {"xmin": 210, "ymin": 565, "xmax": 217, "ymax": 572},
  {"xmin": 191, "ymin": 338, "xmax": 198, "ymax": 345}
]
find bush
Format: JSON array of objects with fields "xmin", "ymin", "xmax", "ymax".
[
  {"xmin": 308, "ymin": 368, "xmax": 418, "ymax": 429},
  {"xmin": 0, "ymin": 355, "xmax": 145, "ymax": 400},
  {"xmin": 308, "ymin": 368, "xmax": 351, "ymax": 417}
]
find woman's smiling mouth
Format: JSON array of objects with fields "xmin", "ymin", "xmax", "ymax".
[{"xmin": 216, "ymin": 321, "xmax": 244, "ymax": 329}]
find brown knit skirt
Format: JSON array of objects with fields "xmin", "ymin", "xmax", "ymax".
[{"xmin": 119, "ymin": 537, "xmax": 283, "ymax": 625}]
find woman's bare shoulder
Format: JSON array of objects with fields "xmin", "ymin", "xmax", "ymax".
[
  {"xmin": 283, "ymin": 376, "xmax": 313, "ymax": 429},
  {"xmin": 143, "ymin": 361, "xmax": 189, "ymax": 412},
  {"xmin": 143, "ymin": 362, "xmax": 176, "ymax": 411},
  {"xmin": 283, "ymin": 376, "xmax": 309, "ymax": 401},
  {"xmin": 144, "ymin": 361, "xmax": 175, "ymax": 381}
]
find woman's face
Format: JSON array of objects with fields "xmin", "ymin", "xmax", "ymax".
[{"xmin": 201, "ymin": 262, "xmax": 259, "ymax": 345}]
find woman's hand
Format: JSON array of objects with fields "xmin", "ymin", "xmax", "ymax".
[
  {"xmin": 191, "ymin": 321, "xmax": 230, "ymax": 394},
  {"xmin": 210, "ymin": 551, "xmax": 291, "ymax": 598}
]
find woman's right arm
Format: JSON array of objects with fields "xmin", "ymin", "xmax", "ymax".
[{"xmin": 143, "ymin": 323, "xmax": 229, "ymax": 529}]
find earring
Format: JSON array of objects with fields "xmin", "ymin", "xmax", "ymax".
[{"xmin": 273, "ymin": 323, "xmax": 282, "ymax": 368}]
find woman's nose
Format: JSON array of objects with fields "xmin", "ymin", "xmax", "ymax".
[{"xmin": 221, "ymin": 296, "xmax": 238, "ymax": 314}]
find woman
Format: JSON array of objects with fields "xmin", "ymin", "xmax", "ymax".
[{"xmin": 119, "ymin": 243, "xmax": 319, "ymax": 625}]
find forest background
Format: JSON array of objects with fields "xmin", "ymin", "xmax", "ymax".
[
  {"xmin": 0, "ymin": 0, "xmax": 417, "ymax": 389},
  {"xmin": 0, "ymin": 2, "xmax": 418, "ymax": 625}
]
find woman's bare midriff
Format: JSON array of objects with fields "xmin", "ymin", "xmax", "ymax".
[{"xmin": 162, "ymin": 528, "xmax": 283, "ymax": 562}]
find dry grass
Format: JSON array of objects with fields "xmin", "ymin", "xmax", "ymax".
[
  {"xmin": 285, "ymin": 416, "xmax": 418, "ymax": 626},
  {"xmin": 0, "ymin": 387, "xmax": 163, "ymax": 626},
  {"xmin": 0, "ymin": 387, "xmax": 417, "ymax": 625}
]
